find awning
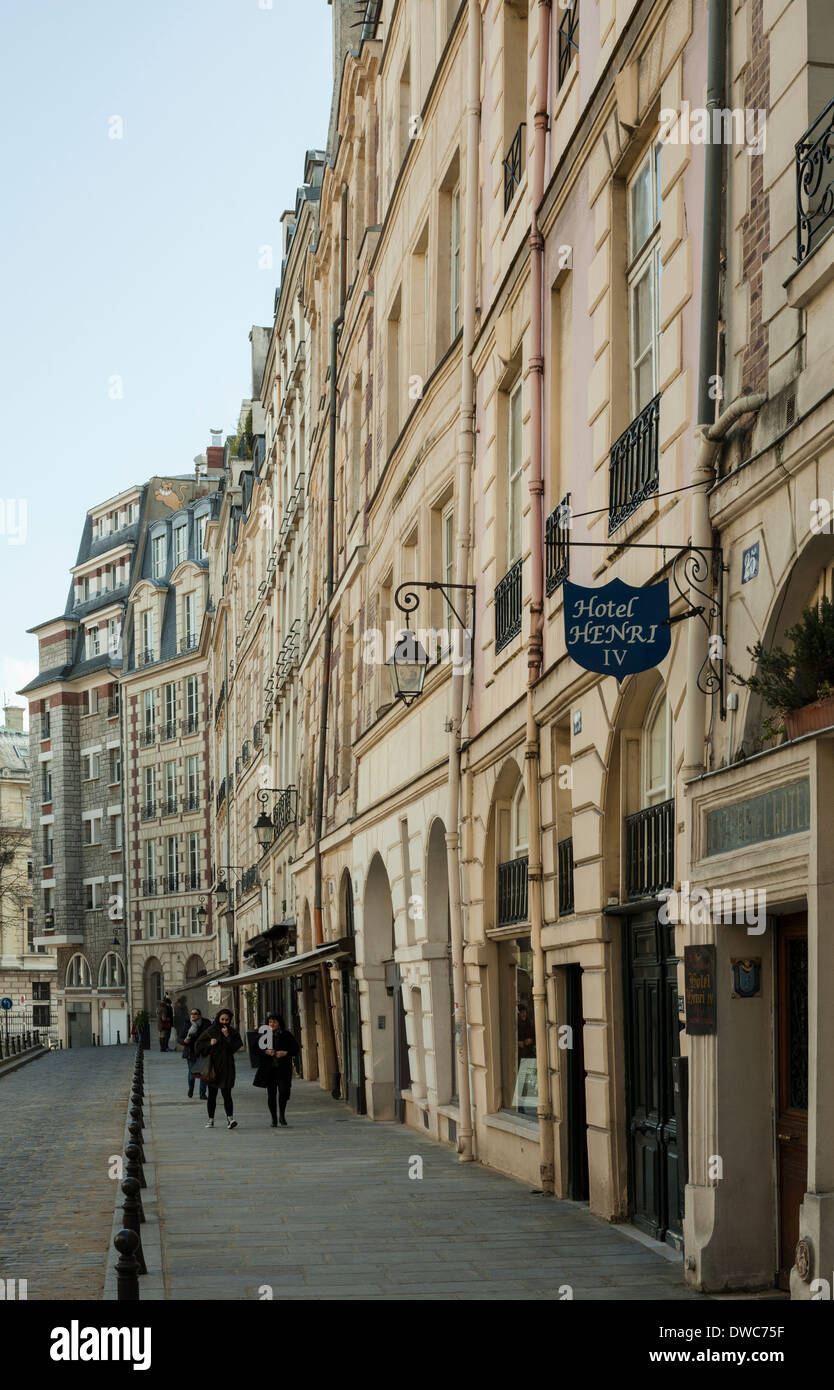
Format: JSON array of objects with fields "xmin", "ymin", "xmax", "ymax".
[
  {"xmin": 173, "ymin": 966, "xmax": 231, "ymax": 995},
  {"xmin": 218, "ymin": 939, "xmax": 353, "ymax": 987}
]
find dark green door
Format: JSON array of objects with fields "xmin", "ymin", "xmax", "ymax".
[{"xmin": 623, "ymin": 912, "xmax": 682, "ymax": 1248}]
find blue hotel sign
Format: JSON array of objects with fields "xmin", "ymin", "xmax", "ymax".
[{"xmin": 563, "ymin": 578, "xmax": 671, "ymax": 678}]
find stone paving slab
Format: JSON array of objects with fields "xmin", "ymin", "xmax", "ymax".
[
  {"xmin": 143, "ymin": 1049, "xmax": 702, "ymax": 1301},
  {"xmin": 0, "ymin": 1047, "xmax": 132, "ymax": 1300}
]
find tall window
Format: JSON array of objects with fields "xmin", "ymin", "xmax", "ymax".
[
  {"xmin": 186, "ymin": 675, "xmax": 198, "ymax": 725},
  {"xmin": 507, "ymin": 379, "xmax": 523, "ymax": 568},
  {"xmin": 165, "ymin": 761, "xmax": 177, "ymax": 808},
  {"xmin": 142, "ymin": 610, "xmax": 154, "ymax": 661},
  {"xmin": 198, "ymin": 514, "xmax": 208, "ymax": 555},
  {"xmin": 451, "ymin": 186, "xmax": 461, "ymax": 336},
  {"xmin": 165, "ymin": 682, "xmax": 176, "ymax": 733},
  {"xmin": 184, "ymin": 593, "xmax": 197, "ymax": 647},
  {"xmin": 188, "ymin": 832, "xmax": 199, "ymax": 882},
  {"xmin": 43, "ymin": 824, "xmax": 54, "ymax": 865},
  {"xmin": 628, "ymin": 142, "xmax": 663, "ymax": 417},
  {"xmin": 189, "ymin": 905, "xmax": 202, "ymax": 935},
  {"xmin": 66, "ymin": 954, "xmax": 91, "ymax": 988},
  {"xmin": 643, "ymin": 691, "xmax": 672, "ymax": 806},
  {"xmin": 499, "ymin": 935, "xmax": 537, "ymax": 1118},
  {"xmin": 99, "ymin": 953, "xmax": 125, "ymax": 988},
  {"xmin": 169, "ymin": 908, "xmax": 181, "ymax": 938},
  {"xmin": 174, "ymin": 525, "xmax": 187, "ymax": 567},
  {"xmin": 146, "ymin": 909, "xmax": 157, "ymax": 938},
  {"xmin": 42, "ymin": 762, "xmax": 52, "ymax": 802},
  {"xmin": 186, "ymin": 755, "xmax": 198, "ymax": 803},
  {"xmin": 145, "ymin": 840, "xmax": 155, "ymax": 883},
  {"xmin": 152, "ymin": 534, "xmax": 166, "ymax": 579},
  {"xmin": 144, "ymin": 766, "xmax": 156, "ymax": 809},
  {"xmin": 166, "ymin": 836, "xmax": 179, "ymax": 882},
  {"xmin": 87, "ymin": 626, "xmax": 101, "ymax": 658},
  {"xmin": 144, "ymin": 689, "xmax": 155, "ymax": 734},
  {"xmin": 387, "ymin": 291, "xmax": 402, "ymax": 450},
  {"xmin": 112, "ymin": 810, "xmax": 123, "ymax": 849}
]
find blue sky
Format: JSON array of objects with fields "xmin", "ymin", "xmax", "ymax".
[{"xmin": 0, "ymin": 0, "xmax": 333, "ymax": 718}]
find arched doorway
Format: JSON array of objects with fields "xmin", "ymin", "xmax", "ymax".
[
  {"xmin": 143, "ymin": 956, "xmax": 163, "ymax": 1014},
  {"xmin": 339, "ymin": 869, "xmax": 365, "ymax": 1113},
  {"xmin": 426, "ymin": 818, "xmax": 456, "ymax": 1105},
  {"xmin": 364, "ymin": 852, "xmax": 407, "ymax": 1120}
]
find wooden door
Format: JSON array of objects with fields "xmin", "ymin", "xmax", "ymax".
[
  {"xmin": 566, "ymin": 965, "xmax": 589, "ymax": 1200},
  {"xmin": 623, "ymin": 912, "xmax": 681, "ymax": 1246},
  {"xmin": 776, "ymin": 913, "xmax": 808, "ymax": 1290},
  {"xmin": 342, "ymin": 970, "xmax": 366, "ymax": 1114}
]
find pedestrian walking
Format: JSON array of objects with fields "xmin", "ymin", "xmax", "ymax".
[
  {"xmin": 253, "ymin": 1013, "xmax": 299, "ymax": 1127},
  {"xmin": 195, "ymin": 1009, "xmax": 243, "ymax": 1129},
  {"xmin": 180, "ymin": 1006, "xmax": 212, "ymax": 1100},
  {"xmin": 156, "ymin": 995, "xmax": 174, "ymax": 1052}
]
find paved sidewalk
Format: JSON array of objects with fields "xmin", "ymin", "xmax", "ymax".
[
  {"xmin": 146, "ymin": 1050, "xmax": 700, "ymax": 1301},
  {"xmin": 0, "ymin": 1046, "xmax": 131, "ymax": 1299}
]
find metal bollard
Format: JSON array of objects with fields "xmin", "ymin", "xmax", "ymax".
[
  {"xmin": 129, "ymin": 1102, "xmax": 143, "ymax": 1131},
  {"xmin": 120, "ymin": 1179, "xmax": 147, "ymax": 1276},
  {"xmin": 116, "ymin": 1029, "xmax": 121, "ymax": 1044},
  {"xmin": 128, "ymin": 1119, "xmax": 145, "ymax": 1163},
  {"xmin": 125, "ymin": 1140, "xmax": 146, "ymax": 1190},
  {"xmin": 114, "ymin": 1228, "xmax": 140, "ymax": 1301}
]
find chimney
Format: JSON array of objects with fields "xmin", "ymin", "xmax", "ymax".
[
  {"xmin": 4, "ymin": 705, "xmax": 24, "ymax": 732},
  {"xmin": 206, "ymin": 430, "xmax": 225, "ymax": 475}
]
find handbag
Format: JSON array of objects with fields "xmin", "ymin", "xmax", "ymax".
[{"xmin": 194, "ymin": 1052, "xmax": 216, "ymax": 1085}]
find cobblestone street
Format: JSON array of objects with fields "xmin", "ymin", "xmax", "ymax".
[
  {"xmin": 143, "ymin": 1050, "xmax": 701, "ymax": 1302},
  {"xmin": 0, "ymin": 1048, "xmax": 130, "ymax": 1300}
]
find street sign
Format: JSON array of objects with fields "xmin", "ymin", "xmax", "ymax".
[
  {"xmin": 563, "ymin": 577, "xmax": 671, "ymax": 678},
  {"xmin": 1, "ymin": 998, "xmax": 12, "ymax": 1010}
]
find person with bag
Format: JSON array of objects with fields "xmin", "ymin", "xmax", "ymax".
[
  {"xmin": 156, "ymin": 995, "xmax": 174, "ymax": 1052},
  {"xmin": 253, "ymin": 1013, "xmax": 299, "ymax": 1127},
  {"xmin": 194, "ymin": 1008, "xmax": 243, "ymax": 1129},
  {"xmin": 180, "ymin": 1006, "xmax": 212, "ymax": 1100}
]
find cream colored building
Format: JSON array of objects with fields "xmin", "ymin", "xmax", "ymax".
[{"xmin": 0, "ymin": 705, "xmax": 52, "ymax": 1036}]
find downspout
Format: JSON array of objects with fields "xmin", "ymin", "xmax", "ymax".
[
  {"xmin": 224, "ymin": 605, "xmax": 238, "ymax": 1022},
  {"xmin": 687, "ymin": 0, "xmax": 765, "ymax": 776},
  {"xmin": 445, "ymin": 0, "xmax": 481, "ymax": 1164},
  {"xmin": 313, "ymin": 183, "xmax": 348, "ymax": 1095},
  {"xmin": 525, "ymin": 0, "xmax": 554, "ymax": 1195}
]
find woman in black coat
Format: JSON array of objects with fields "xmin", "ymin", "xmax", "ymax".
[
  {"xmin": 195, "ymin": 1009, "xmax": 243, "ymax": 1129},
  {"xmin": 253, "ymin": 1013, "xmax": 299, "ymax": 1127}
]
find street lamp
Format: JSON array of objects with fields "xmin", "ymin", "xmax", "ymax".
[
  {"xmin": 254, "ymin": 787, "xmax": 298, "ymax": 852},
  {"xmin": 196, "ymin": 895, "xmax": 208, "ymax": 925},
  {"xmin": 214, "ymin": 868, "xmax": 244, "ymax": 909},
  {"xmin": 386, "ymin": 580, "xmax": 476, "ymax": 706}
]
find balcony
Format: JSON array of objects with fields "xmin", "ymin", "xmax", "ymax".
[
  {"xmin": 625, "ymin": 798, "xmax": 674, "ymax": 900},
  {"xmin": 214, "ymin": 681, "xmax": 226, "ymax": 725},
  {"xmin": 495, "ymin": 559, "xmax": 522, "ymax": 653},
  {"xmin": 216, "ymin": 779, "xmax": 226, "ymax": 811},
  {"xmin": 140, "ymin": 726, "xmax": 156, "ymax": 748},
  {"xmin": 183, "ymin": 873, "xmax": 201, "ymax": 891},
  {"xmin": 137, "ymin": 648, "xmax": 155, "ymax": 668},
  {"xmin": 242, "ymin": 740, "xmax": 251, "ymax": 765},
  {"xmin": 141, "ymin": 877, "xmax": 158, "ymax": 896},
  {"xmin": 260, "ymin": 787, "xmax": 298, "ymax": 848},
  {"xmin": 253, "ymin": 721, "xmax": 263, "ymax": 748},
  {"xmin": 558, "ymin": 837, "xmax": 575, "ymax": 916},
  {"xmin": 503, "ymin": 122, "xmax": 525, "ymax": 213},
  {"xmin": 796, "ymin": 98, "xmax": 834, "ymax": 264},
  {"xmin": 497, "ymin": 856, "xmax": 529, "ymax": 927},
  {"xmin": 557, "ymin": 0, "xmax": 579, "ymax": 89},
  {"xmin": 183, "ymin": 792, "xmax": 200, "ymax": 813},
  {"xmin": 183, "ymin": 714, "xmax": 199, "ymax": 736},
  {"xmin": 162, "ymin": 796, "xmax": 179, "ymax": 817},
  {"xmin": 608, "ymin": 393, "xmax": 661, "ymax": 534},
  {"xmin": 162, "ymin": 720, "xmax": 177, "ymax": 742},
  {"xmin": 180, "ymin": 634, "xmax": 198, "ymax": 653},
  {"xmin": 545, "ymin": 493, "xmax": 571, "ymax": 595},
  {"xmin": 141, "ymin": 802, "xmax": 157, "ymax": 821},
  {"xmin": 162, "ymin": 874, "xmax": 180, "ymax": 894}
]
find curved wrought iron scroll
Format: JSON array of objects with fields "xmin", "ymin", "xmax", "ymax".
[{"xmin": 670, "ymin": 546, "xmax": 725, "ymax": 714}]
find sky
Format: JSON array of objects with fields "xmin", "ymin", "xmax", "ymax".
[{"xmin": 0, "ymin": 0, "xmax": 335, "ymax": 721}]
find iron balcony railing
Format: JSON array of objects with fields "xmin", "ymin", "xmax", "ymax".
[
  {"xmin": 141, "ymin": 801, "xmax": 157, "ymax": 821},
  {"xmin": 557, "ymin": 0, "xmax": 579, "ymax": 89},
  {"xmin": 608, "ymin": 392, "xmax": 661, "ymax": 534},
  {"xmin": 141, "ymin": 877, "xmax": 157, "ymax": 896},
  {"xmin": 253, "ymin": 721, "xmax": 263, "ymax": 748},
  {"xmin": 242, "ymin": 740, "xmax": 251, "ymax": 764},
  {"xmin": 242, "ymin": 865, "xmax": 260, "ymax": 894},
  {"xmin": 140, "ymin": 727, "xmax": 156, "ymax": 748},
  {"xmin": 184, "ymin": 792, "xmax": 200, "ymax": 812},
  {"xmin": 503, "ymin": 122, "xmax": 525, "ymax": 212},
  {"xmin": 625, "ymin": 798, "xmax": 674, "ymax": 900},
  {"xmin": 545, "ymin": 493, "xmax": 571, "ymax": 594},
  {"xmin": 214, "ymin": 681, "xmax": 226, "ymax": 725},
  {"xmin": 162, "ymin": 720, "xmax": 177, "ymax": 741},
  {"xmin": 216, "ymin": 779, "xmax": 226, "ymax": 811},
  {"xmin": 162, "ymin": 796, "xmax": 178, "ymax": 817},
  {"xmin": 495, "ymin": 558, "xmax": 523, "ymax": 653},
  {"xmin": 497, "ymin": 855, "xmax": 529, "ymax": 927},
  {"xmin": 558, "ymin": 836, "xmax": 575, "ymax": 915},
  {"xmin": 180, "ymin": 634, "xmax": 198, "ymax": 653},
  {"xmin": 162, "ymin": 874, "xmax": 180, "ymax": 894},
  {"xmin": 184, "ymin": 715, "xmax": 199, "ymax": 737},
  {"xmin": 796, "ymin": 98, "xmax": 834, "ymax": 264},
  {"xmin": 183, "ymin": 873, "xmax": 201, "ymax": 891},
  {"xmin": 138, "ymin": 648, "xmax": 155, "ymax": 667}
]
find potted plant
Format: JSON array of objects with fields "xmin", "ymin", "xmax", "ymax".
[{"xmin": 736, "ymin": 595, "xmax": 834, "ymax": 738}]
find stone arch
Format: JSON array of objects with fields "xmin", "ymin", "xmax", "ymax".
[
  {"xmin": 143, "ymin": 955, "xmax": 164, "ymax": 1013},
  {"xmin": 185, "ymin": 954, "xmax": 206, "ymax": 980},
  {"xmin": 66, "ymin": 952, "xmax": 91, "ymax": 988},
  {"xmin": 339, "ymin": 869, "xmax": 355, "ymax": 938},
  {"xmin": 484, "ymin": 756, "xmax": 525, "ymax": 931},
  {"xmin": 425, "ymin": 815, "xmax": 456, "ymax": 1104}
]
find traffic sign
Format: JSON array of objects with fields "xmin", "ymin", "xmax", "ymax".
[{"xmin": 1, "ymin": 998, "xmax": 13, "ymax": 1010}]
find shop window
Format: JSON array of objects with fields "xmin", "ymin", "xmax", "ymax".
[{"xmin": 499, "ymin": 934, "xmax": 537, "ymax": 1118}]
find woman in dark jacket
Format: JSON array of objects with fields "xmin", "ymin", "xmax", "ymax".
[
  {"xmin": 195, "ymin": 1009, "xmax": 243, "ymax": 1129},
  {"xmin": 253, "ymin": 1013, "xmax": 299, "ymax": 1127}
]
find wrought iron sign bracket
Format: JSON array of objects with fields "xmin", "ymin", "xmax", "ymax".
[{"xmin": 394, "ymin": 580, "xmax": 476, "ymax": 638}]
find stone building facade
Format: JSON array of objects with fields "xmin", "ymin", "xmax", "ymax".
[{"xmin": 0, "ymin": 705, "xmax": 52, "ymax": 1035}]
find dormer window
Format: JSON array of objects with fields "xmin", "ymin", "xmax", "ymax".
[
  {"xmin": 152, "ymin": 534, "xmax": 166, "ymax": 580},
  {"xmin": 198, "ymin": 515, "xmax": 208, "ymax": 555},
  {"xmin": 174, "ymin": 525, "xmax": 187, "ymax": 568},
  {"xmin": 86, "ymin": 625, "xmax": 101, "ymax": 659}
]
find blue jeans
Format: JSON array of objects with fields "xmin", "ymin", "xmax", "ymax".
[{"xmin": 186, "ymin": 1056, "xmax": 207, "ymax": 1099}]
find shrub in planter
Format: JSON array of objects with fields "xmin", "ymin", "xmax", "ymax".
[{"xmin": 736, "ymin": 595, "xmax": 834, "ymax": 736}]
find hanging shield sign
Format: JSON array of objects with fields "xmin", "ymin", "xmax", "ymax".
[{"xmin": 563, "ymin": 577, "xmax": 671, "ymax": 678}]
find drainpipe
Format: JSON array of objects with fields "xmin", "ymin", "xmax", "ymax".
[
  {"xmin": 686, "ymin": 0, "xmax": 767, "ymax": 776},
  {"xmin": 524, "ymin": 0, "xmax": 555, "ymax": 1195},
  {"xmin": 224, "ymin": 606, "xmax": 238, "ymax": 1022},
  {"xmin": 444, "ymin": 0, "xmax": 481, "ymax": 1164},
  {"xmin": 313, "ymin": 183, "xmax": 347, "ymax": 1095}
]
